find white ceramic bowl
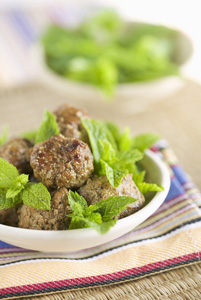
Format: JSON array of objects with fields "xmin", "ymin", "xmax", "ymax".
[
  {"xmin": 32, "ymin": 23, "xmax": 193, "ymax": 115},
  {"xmin": 0, "ymin": 150, "xmax": 170, "ymax": 253}
]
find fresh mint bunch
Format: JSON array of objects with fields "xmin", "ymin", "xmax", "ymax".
[
  {"xmin": 82, "ymin": 118, "xmax": 163, "ymax": 194},
  {"xmin": 0, "ymin": 158, "xmax": 51, "ymax": 210},
  {"xmin": 68, "ymin": 190, "xmax": 136, "ymax": 234},
  {"xmin": 42, "ymin": 11, "xmax": 179, "ymax": 98},
  {"xmin": 81, "ymin": 118, "xmax": 143, "ymax": 188}
]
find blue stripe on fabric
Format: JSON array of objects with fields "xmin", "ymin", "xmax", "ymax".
[
  {"xmin": 165, "ymin": 176, "xmax": 186, "ymax": 202},
  {"xmin": 0, "ymin": 240, "xmax": 15, "ymax": 248},
  {"xmin": 171, "ymin": 165, "xmax": 189, "ymax": 185}
]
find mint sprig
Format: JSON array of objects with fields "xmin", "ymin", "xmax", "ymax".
[
  {"xmin": 21, "ymin": 182, "xmax": 51, "ymax": 210},
  {"xmin": 68, "ymin": 190, "xmax": 136, "ymax": 234},
  {"xmin": 0, "ymin": 189, "xmax": 21, "ymax": 209},
  {"xmin": 6, "ymin": 174, "xmax": 29, "ymax": 199},
  {"xmin": 35, "ymin": 110, "xmax": 60, "ymax": 144},
  {"xmin": 0, "ymin": 158, "xmax": 19, "ymax": 188},
  {"xmin": 81, "ymin": 119, "xmax": 143, "ymax": 188},
  {"xmin": 81, "ymin": 119, "xmax": 163, "ymax": 194},
  {"xmin": 0, "ymin": 158, "xmax": 51, "ymax": 210}
]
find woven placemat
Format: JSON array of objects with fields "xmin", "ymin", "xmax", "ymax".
[
  {"xmin": 17, "ymin": 264, "xmax": 201, "ymax": 300},
  {"xmin": 0, "ymin": 81, "xmax": 201, "ymax": 300}
]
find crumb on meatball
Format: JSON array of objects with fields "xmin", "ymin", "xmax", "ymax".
[
  {"xmin": 54, "ymin": 104, "xmax": 89, "ymax": 142},
  {"xmin": 30, "ymin": 135, "xmax": 94, "ymax": 189},
  {"xmin": 0, "ymin": 137, "xmax": 33, "ymax": 174},
  {"xmin": 78, "ymin": 174, "xmax": 145, "ymax": 219},
  {"xmin": 17, "ymin": 187, "xmax": 71, "ymax": 230},
  {"xmin": 0, "ymin": 207, "xmax": 18, "ymax": 227}
]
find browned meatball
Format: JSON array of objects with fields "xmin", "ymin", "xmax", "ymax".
[
  {"xmin": 30, "ymin": 135, "xmax": 94, "ymax": 189},
  {"xmin": 18, "ymin": 187, "xmax": 71, "ymax": 230},
  {"xmin": 0, "ymin": 207, "xmax": 18, "ymax": 227},
  {"xmin": 54, "ymin": 104, "xmax": 89, "ymax": 141},
  {"xmin": 0, "ymin": 137, "xmax": 33, "ymax": 174},
  {"xmin": 78, "ymin": 174, "xmax": 145, "ymax": 219}
]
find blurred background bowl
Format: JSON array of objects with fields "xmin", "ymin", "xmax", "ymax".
[{"xmin": 32, "ymin": 20, "xmax": 193, "ymax": 115}]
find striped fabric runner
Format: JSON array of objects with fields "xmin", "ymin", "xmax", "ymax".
[{"xmin": 0, "ymin": 142, "xmax": 201, "ymax": 299}]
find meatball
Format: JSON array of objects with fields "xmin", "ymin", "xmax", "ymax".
[
  {"xmin": 78, "ymin": 174, "xmax": 145, "ymax": 219},
  {"xmin": 30, "ymin": 135, "xmax": 94, "ymax": 189},
  {"xmin": 54, "ymin": 104, "xmax": 89, "ymax": 141},
  {"xmin": 18, "ymin": 187, "xmax": 71, "ymax": 230},
  {"xmin": 0, "ymin": 207, "xmax": 18, "ymax": 227},
  {"xmin": 0, "ymin": 137, "xmax": 32, "ymax": 174}
]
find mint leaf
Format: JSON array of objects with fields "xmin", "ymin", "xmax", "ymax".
[
  {"xmin": 0, "ymin": 159, "xmax": 51, "ymax": 211},
  {"xmin": 133, "ymin": 170, "xmax": 146, "ymax": 186},
  {"xmin": 35, "ymin": 110, "xmax": 60, "ymax": 144},
  {"xmin": 97, "ymin": 220, "xmax": 117, "ymax": 234},
  {"xmin": 81, "ymin": 118, "xmax": 117, "ymax": 169},
  {"xmin": 100, "ymin": 159, "xmax": 128, "ymax": 188},
  {"xmin": 69, "ymin": 213, "xmax": 116, "ymax": 233},
  {"xmin": 21, "ymin": 129, "xmax": 38, "ymax": 142},
  {"xmin": 0, "ymin": 125, "xmax": 9, "ymax": 146},
  {"xmin": 118, "ymin": 127, "xmax": 132, "ymax": 151},
  {"xmin": 138, "ymin": 182, "xmax": 164, "ymax": 194},
  {"xmin": 118, "ymin": 149, "xmax": 143, "ymax": 163},
  {"xmin": 99, "ymin": 148, "xmax": 142, "ymax": 188},
  {"xmin": 69, "ymin": 214, "xmax": 115, "ymax": 234},
  {"xmin": 68, "ymin": 190, "xmax": 104, "ymax": 230},
  {"xmin": 68, "ymin": 190, "xmax": 137, "ymax": 233},
  {"xmin": 99, "ymin": 139, "xmax": 117, "ymax": 163},
  {"xmin": 132, "ymin": 133, "xmax": 159, "ymax": 152},
  {"xmin": 93, "ymin": 195, "xmax": 137, "ymax": 221},
  {"xmin": 105, "ymin": 123, "xmax": 132, "ymax": 152},
  {"xmin": 21, "ymin": 182, "xmax": 51, "ymax": 210},
  {"xmin": 68, "ymin": 190, "xmax": 87, "ymax": 216},
  {"xmin": 105, "ymin": 122, "xmax": 121, "ymax": 143},
  {"xmin": 0, "ymin": 158, "xmax": 19, "ymax": 188},
  {"xmin": 6, "ymin": 174, "xmax": 29, "ymax": 199},
  {"xmin": 68, "ymin": 216, "xmax": 91, "ymax": 229},
  {"xmin": 0, "ymin": 189, "xmax": 22, "ymax": 209},
  {"xmin": 82, "ymin": 118, "xmax": 145, "ymax": 188}
]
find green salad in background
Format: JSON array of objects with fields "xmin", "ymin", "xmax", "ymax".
[{"xmin": 42, "ymin": 10, "xmax": 180, "ymax": 97}]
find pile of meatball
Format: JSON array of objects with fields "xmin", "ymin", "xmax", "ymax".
[{"xmin": 0, "ymin": 104, "xmax": 145, "ymax": 230}]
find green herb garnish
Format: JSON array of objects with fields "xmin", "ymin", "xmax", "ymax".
[
  {"xmin": 82, "ymin": 118, "xmax": 163, "ymax": 194},
  {"xmin": 82, "ymin": 118, "xmax": 143, "ymax": 188},
  {"xmin": 35, "ymin": 110, "xmax": 60, "ymax": 144},
  {"xmin": 0, "ymin": 158, "xmax": 51, "ymax": 210},
  {"xmin": 68, "ymin": 190, "xmax": 136, "ymax": 233},
  {"xmin": 132, "ymin": 133, "xmax": 160, "ymax": 152}
]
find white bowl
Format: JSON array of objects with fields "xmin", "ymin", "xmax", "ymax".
[
  {"xmin": 0, "ymin": 150, "xmax": 170, "ymax": 253},
  {"xmin": 32, "ymin": 23, "xmax": 193, "ymax": 115}
]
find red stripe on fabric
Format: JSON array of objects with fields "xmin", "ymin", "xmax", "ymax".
[{"xmin": 0, "ymin": 252, "xmax": 200, "ymax": 296}]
